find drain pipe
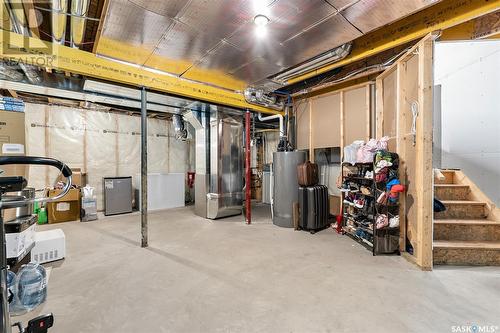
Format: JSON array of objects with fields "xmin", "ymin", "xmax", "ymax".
[
  {"xmin": 257, "ymin": 113, "xmax": 284, "ymax": 137},
  {"xmin": 70, "ymin": 0, "xmax": 90, "ymax": 48},
  {"xmin": 52, "ymin": 0, "xmax": 68, "ymax": 45}
]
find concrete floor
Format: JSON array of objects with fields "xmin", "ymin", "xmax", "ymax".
[{"xmin": 17, "ymin": 204, "xmax": 500, "ymax": 333}]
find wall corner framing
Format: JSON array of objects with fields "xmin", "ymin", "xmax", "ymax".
[{"xmin": 375, "ymin": 34, "xmax": 435, "ymax": 270}]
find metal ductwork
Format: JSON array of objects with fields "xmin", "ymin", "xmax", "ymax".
[
  {"xmin": 52, "ymin": 0, "xmax": 68, "ymax": 45},
  {"xmin": 172, "ymin": 114, "xmax": 188, "ymax": 141},
  {"xmin": 269, "ymin": 42, "xmax": 353, "ymax": 84},
  {"xmin": 183, "ymin": 106, "xmax": 244, "ymax": 220},
  {"xmin": 0, "ymin": 62, "xmax": 24, "ymax": 81},
  {"xmin": 4, "ymin": 1, "xmax": 42, "ymax": 84},
  {"xmin": 70, "ymin": 0, "xmax": 90, "ymax": 48},
  {"xmin": 243, "ymin": 87, "xmax": 284, "ymax": 110}
]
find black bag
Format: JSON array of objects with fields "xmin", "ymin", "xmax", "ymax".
[
  {"xmin": 434, "ymin": 198, "xmax": 446, "ymax": 212},
  {"xmin": 298, "ymin": 185, "xmax": 330, "ymax": 233}
]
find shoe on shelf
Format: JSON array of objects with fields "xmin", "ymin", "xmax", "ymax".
[{"xmin": 354, "ymin": 198, "xmax": 365, "ymax": 209}]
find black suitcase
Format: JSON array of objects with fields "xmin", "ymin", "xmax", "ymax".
[{"xmin": 298, "ymin": 185, "xmax": 329, "ymax": 233}]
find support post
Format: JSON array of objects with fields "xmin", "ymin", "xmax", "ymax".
[
  {"xmin": 245, "ymin": 110, "xmax": 251, "ymax": 224},
  {"xmin": 141, "ymin": 87, "xmax": 148, "ymax": 247}
]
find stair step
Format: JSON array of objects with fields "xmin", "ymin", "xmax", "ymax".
[
  {"xmin": 434, "ymin": 184, "xmax": 470, "ymax": 200},
  {"xmin": 434, "ymin": 219, "xmax": 500, "ymax": 241},
  {"xmin": 435, "ymin": 170, "xmax": 455, "ymax": 184},
  {"xmin": 434, "ymin": 219, "xmax": 498, "ymax": 225},
  {"xmin": 434, "ymin": 200, "xmax": 487, "ymax": 219},
  {"xmin": 440, "ymin": 200, "xmax": 485, "ymax": 205},
  {"xmin": 433, "ymin": 241, "xmax": 500, "ymax": 266},
  {"xmin": 434, "ymin": 240, "xmax": 500, "ymax": 250}
]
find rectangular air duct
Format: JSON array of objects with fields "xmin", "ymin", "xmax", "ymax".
[{"xmin": 184, "ymin": 106, "xmax": 244, "ymax": 219}]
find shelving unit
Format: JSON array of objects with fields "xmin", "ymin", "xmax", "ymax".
[{"xmin": 341, "ymin": 153, "xmax": 400, "ymax": 255}]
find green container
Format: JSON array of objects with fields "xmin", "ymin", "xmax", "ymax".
[{"xmin": 34, "ymin": 202, "xmax": 48, "ymax": 224}]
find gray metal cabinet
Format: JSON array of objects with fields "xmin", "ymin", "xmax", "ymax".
[{"xmin": 103, "ymin": 177, "xmax": 133, "ymax": 216}]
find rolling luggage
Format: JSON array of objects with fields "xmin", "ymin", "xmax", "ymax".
[
  {"xmin": 298, "ymin": 185, "xmax": 329, "ymax": 233},
  {"xmin": 297, "ymin": 161, "xmax": 319, "ymax": 186}
]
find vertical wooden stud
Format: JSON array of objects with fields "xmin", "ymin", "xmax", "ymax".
[{"xmin": 416, "ymin": 40, "xmax": 434, "ymax": 270}]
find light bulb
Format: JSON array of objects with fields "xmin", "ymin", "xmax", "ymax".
[{"xmin": 255, "ymin": 25, "xmax": 267, "ymax": 38}]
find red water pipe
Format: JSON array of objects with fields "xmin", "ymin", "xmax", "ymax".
[{"xmin": 245, "ymin": 110, "xmax": 251, "ymax": 224}]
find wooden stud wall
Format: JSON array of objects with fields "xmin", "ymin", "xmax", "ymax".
[
  {"xmin": 375, "ymin": 35, "xmax": 434, "ymax": 270},
  {"xmin": 294, "ymin": 35, "xmax": 434, "ymax": 271},
  {"xmin": 295, "ymin": 83, "xmax": 372, "ymax": 214},
  {"xmin": 295, "ymin": 83, "xmax": 372, "ymax": 155}
]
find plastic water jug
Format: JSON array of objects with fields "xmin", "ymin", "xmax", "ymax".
[
  {"xmin": 6, "ymin": 269, "xmax": 16, "ymax": 304},
  {"xmin": 7, "ymin": 269, "xmax": 25, "ymax": 315},
  {"xmin": 16, "ymin": 263, "xmax": 47, "ymax": 311}
]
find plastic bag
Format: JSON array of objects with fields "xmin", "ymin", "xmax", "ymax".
[
  {"xmin": 82, "ymin": 184, "xmax": 95, "ymax": 199},
  {"xmin": 356, "ymin": 139, "xmax": 378, "ymax": 163},
  {"xmin": 343, "ymin": 140, "xmax": 364, "ymax": 165},
  {"xmin": 377, "ymin": 136, "xmax": 390, "ymax": 150}
]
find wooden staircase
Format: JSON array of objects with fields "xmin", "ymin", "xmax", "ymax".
[{"xmin": 433, "ymin": 170, "xmax": 500, "ymax": 266}]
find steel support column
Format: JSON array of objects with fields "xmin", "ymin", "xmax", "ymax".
[
  {"xmin": 245, "ymin": 110, "xmax": 251, "ymax": 224},
  {"xmin": 141, "ymin": 87, "xmax": 148, "ymax": 247}
]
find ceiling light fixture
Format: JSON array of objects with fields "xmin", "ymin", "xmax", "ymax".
[
  {"xmin": 253, "ymin": 14, "xmax": 269, "ymax": 26},
  {"xmin": 254, "ymin": 14, "xmax": 269, "ymax": 38}
]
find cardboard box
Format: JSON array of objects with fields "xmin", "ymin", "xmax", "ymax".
[
  {"xmin": 0, "ymin": 110, "xmax": 28, "ymax": 222},
  {"xmin": 329, "ymin": 195, "xmax": 341, "ymax": 216},
  {"xmin": 5, "ymin": 215, "xmax": 36, "ymax": 264},
  {"xmin": 55, "ymin": 168, "xmax": 87, "ymax": 188},
  {"xmin": 47, "ymin": 188, "xmax": 81, "ymax": 223}
]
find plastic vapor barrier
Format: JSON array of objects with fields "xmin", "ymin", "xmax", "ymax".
[{"xmin": 24, "ymin": 103, "xmax": 194, "ymax": 211}]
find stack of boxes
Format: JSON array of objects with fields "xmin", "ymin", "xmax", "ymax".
[
  {"xmin": 0, "ymin": 97, "xmax": 25, "ymax": 112},
  {"xmin": 0, "ymin": 100, "xmax": 36, "ymax": 269},
  {"xmin": 47, "ymin": 169, "xmax": 87, "ymax": 223}
]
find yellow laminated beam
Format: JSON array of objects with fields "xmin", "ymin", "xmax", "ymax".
[
  {"xmin": 287, "ymin": 0, "xmax": 500, "ymax": 85},
  {"xmin": 0, "ymin": 31, "xmax": 280, "ymax": 115},
  {"xmin": 440, "ymin": 10, "xmax": 500, "ymax": 40}
]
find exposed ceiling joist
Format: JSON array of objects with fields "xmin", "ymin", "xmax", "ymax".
[
  {"xmin": 92, "ymin": 0, "xmax": 109, "ymax": 53},
  {"xmin": 22, "ymin": 0, "xmax": 40, "ymax": 38},
  {"xmin": 0, "ymin": 79, "xmax": 180, "ymax": 113},
  {"xmin": 286, "ymin": 0, "xmax": 500, "ymax": 85},
  {"xmin": 0, "ymin": 31, "xmax": 281, "ymax": 115}
]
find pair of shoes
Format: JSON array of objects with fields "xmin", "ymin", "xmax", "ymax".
[
  {"xmin": 343, "ymin": 199, "xmax": 354, "ymax": 206},
  {"xmin": 375, "ymin": 214, "xmax": 388, "ymax": 229},
  {"xmin": 354, "ymin": 198, "xmax": 365, "ymax": 209},
  {"xmin": 365, "ymin": 171, "xmax": 374, "ymax": 179},
  {"xmin": 340, "ymin": 183, "xmax": 359, "ymax": 193},
  {"xmin": 360, "ymin": 186, "xmax": 372, "ymax": 196}
]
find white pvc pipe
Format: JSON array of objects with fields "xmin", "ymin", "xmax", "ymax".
[{"xmin": 258, "ymin": 113, "xmax": 284, "ymax": 137}]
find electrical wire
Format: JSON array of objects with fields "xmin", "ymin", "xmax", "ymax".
[{"xmin": 293, "ymin": 46, "xmax": 413, "ymax": 97}]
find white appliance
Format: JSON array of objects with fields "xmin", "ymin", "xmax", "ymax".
[
  {"xmin": 5, "ymin": 215, "xmax": 36, "ymax": 264},
  {"xmin": 31, "ymin": 229, "xmax": 66, "ymax": 264},
  {"xmin": 136, "ymin": 173, "xmax": 185, "ymax": 211}
]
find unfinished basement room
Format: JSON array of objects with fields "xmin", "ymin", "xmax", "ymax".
[{"xmin": 0, "ymin": 0, "xmax": 499, "ymax": 332}]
